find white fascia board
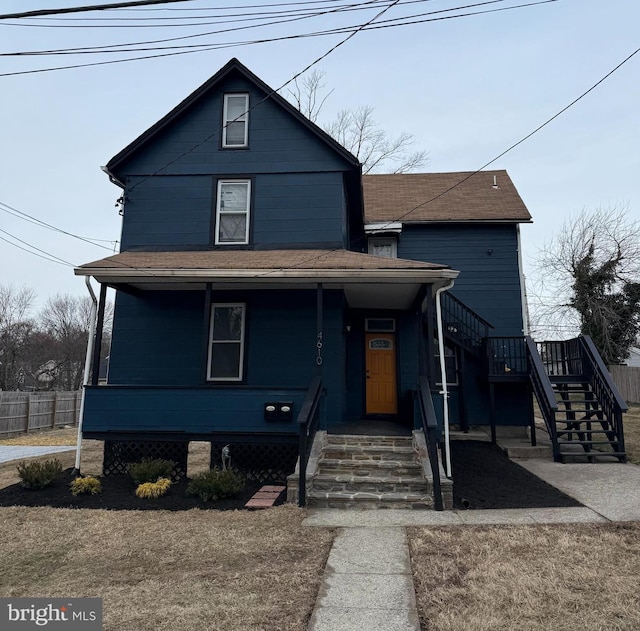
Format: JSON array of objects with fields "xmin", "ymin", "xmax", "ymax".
[
  {"xmin": 364, "ymin": 222, "xmax": 403, "ymax": 234},
  {"xmin": 75, "ymin": 266, "xmax": 459, "ymax": 284}
]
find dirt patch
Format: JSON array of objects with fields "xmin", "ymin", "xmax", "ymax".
[{"xmin": 450, "ymin": 440, "xmax": 581, "ymax": 509}]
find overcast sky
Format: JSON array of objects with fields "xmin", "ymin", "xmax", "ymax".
[{"xmin": 1, "ymin": 0, "xmax": 638, "ymax": 327}]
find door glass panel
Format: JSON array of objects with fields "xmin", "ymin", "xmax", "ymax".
[{"xmin": 369, "ymin": 338, "xmax": 393, "ymax": 350}]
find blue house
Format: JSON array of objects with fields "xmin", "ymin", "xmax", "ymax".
[{"xmin": 76, "ymin": 59, "xmax": 626, "ymax": 507}]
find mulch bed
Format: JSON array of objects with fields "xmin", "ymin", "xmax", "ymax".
[
  {"xmin": 0, "ymin": 469, "xmax": 275, "ymax": 511},
  {"xmin": 450, "ymin": 440, "xmax": 582, "ymax": 510}
]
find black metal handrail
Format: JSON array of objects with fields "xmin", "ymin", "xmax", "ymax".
[
  {"xmin": 486, "ymin": 336, "xmax": 528, "ymax": 377},
  {"xmin": 579, "ymin": 335, "xmax": 627, "ymax": 457},
  {"xmin": 416, "ymin": 376, "xmax": 443, "ymax": 511},
  {"xmin": 297, "ymin": 376, "xmax": 323, "ymax": 507},
  {"xmin": 525, "ymin": 336, "xmax": 560, "ymax": 460},
  {"xmin": 536, "ymin": 338, "xmax": 583, "ymax": 376},
  {"xmin": 441, "ymin": 292, "xmax": 494, "ymax": 355}
]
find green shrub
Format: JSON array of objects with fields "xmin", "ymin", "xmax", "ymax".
[
  {"xmin": 186, "ymin": 468, "xmax": 245, "ymax": 502},
  {"xmin": 127, "ymin": 458, "xmax": 175, "ymax": 485},
  {"xmin": 17, "ymin": 458, "xmax": 63, "ymax": 490},
  {"xmin": 135, "ymin": 478, "xmax": 171, "ymax": 499},
  {"xmin": 70, "ymin": 475, "xmax": 102, "ymax": 496}
]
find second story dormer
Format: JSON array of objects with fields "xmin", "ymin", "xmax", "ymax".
[{"xmin": 103, "ymin": 58, "xmax": 363, "ymax": 252}]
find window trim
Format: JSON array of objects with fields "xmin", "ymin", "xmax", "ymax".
[
  {"xmin": 222, "ymin": 93, "xmax": 249, "ymax": 148},
  {"xmin": 207, "ymin": 303, "xmax": 246, "ymax": 382},
  {"xmin": 368, "ymin": 236, "xmax": 398, "ymax": 258},
  {"xmin": 214, "ymin": 179, "xmax": 251, "ymax": 245}
]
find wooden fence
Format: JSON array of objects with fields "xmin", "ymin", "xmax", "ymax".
[
  {"xmin": 609, "ymin": 365, "xmax": 640, "ymax": 405},
  {"xmin": 0, "ymin": 391, "xmax": 81, "ymax": 435}
]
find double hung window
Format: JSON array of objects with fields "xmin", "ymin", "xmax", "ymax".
[
  {"xmin": 222, "ymin": 93, "xmax": 249, "ymax": 148},
  {"xmin": 215, "ymin": 180, "xmax": 251, "ymax": 244},
  {"xmin": 208, "ymin": 304, "xmax": 245, "ymax": 381}
]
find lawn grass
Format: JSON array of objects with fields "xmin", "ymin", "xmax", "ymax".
[
  {"xmin": 622, "ymin": 403, "xmax": 640, "ymax": 464},
  {"xmin": 0, "ymin": 504, "xmax": 334, "ymax": 631},
  {"xmin": 0, "ymin": 426, "xmax": 77, "ymax": 446},
  {"xmin": 409, "ymin": 523, "xmax": 640, "ymax": 631},
  {"xmin": 0, "ymin": 434, "xmax": 334, "ymax": 631}
]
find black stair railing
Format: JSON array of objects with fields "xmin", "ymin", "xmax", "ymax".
[
  {"xmin": 579, "ymin": 335, "xmax": 628, "ymax": 457},
  {"xmin": 416, "ymin": 376, "xmax": 444, "ymax": 511},
  {"xmin": 525, "ymin": 336, "xmax": 560, "ymax": 461},
  {"xmin": 297, "ymin": 376, "xmax": 323, "ymax": 508},
  {"xmin": 441, "ymin": 292, "xmax": 493, "ymax": 356}
]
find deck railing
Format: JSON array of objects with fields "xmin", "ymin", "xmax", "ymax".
[
  {"xmin": 416, "ymin": 376, "xmax": 443, "ymax": 511},
  {"xmin": 485, "ymin": 336, "xmax": 528, "ymax": 377},
  {"xmin": 525, "ymin": 336, "xmax": 560, "ymax": 460},
  {"xmin": 297, "ymin": 376, "xmax": 323, "ymax": 508},
  {"xmin": 441, "ymin": 293, "xmax": 493, "ymax": 356}
]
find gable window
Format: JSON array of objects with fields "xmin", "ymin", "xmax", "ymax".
[
  {"xmin": 368, "ymin": 237, "xmax": 397, "ymax": 258},
  {"xmin": 215, "ymin": 179, "xmax": 251, "ymax": 244},
  {"xmin": 208, "ymin": 304, "xmax": 245, "ymax": 381},
  {"xmin": 222, "ymin": 93, "xmax": 249, "ymax": 148}
]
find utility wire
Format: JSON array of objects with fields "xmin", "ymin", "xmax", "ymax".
[
  {"xmin": 0, "ymin": 201, "xmax": 118, "ymax": 250},
  {"xmin": 0, "ymin": 0, "xmax": 198, "ymax": 20},
  {"xmin": 0, "ymin": 229, "xmax": 75, "ymax": 267},
  {"xmin": 0, "ymin": 0, "xmax": 559, "ymax": 76},
  {"xmin": 0, "ymin": 0, "xmax": 502, "ymax": 54}
]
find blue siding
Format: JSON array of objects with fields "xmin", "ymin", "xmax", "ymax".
[
  {"xmin": 399, "ymin": 224, "xmax": 524, "ymax": 335},
  {"xmin": 121, "ymin": 171, "xmax": 345, "ymax": 249},
  {"xmin": 117, "ymin": 75, "xmax": 349, "ymax": 177},
  {"xmin": 83, "ymin": 386, "xmax": 308, "ymax": 434},
  {"xmin": 100, "ymin": 288, "xmax": 345, "ymax": 433}
]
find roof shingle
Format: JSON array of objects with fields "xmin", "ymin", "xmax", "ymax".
[{"xmin": 363, "ymin": 170, "xmax": 531, "ymax": 223}]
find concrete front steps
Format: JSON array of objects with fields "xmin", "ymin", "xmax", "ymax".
[{"xmin": 307, "ymin": 434, "xmax": 435, "ymax": 509}]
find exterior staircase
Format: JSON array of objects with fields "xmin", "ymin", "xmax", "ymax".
[
  {"xmin": 307, "ymin": 434, "xmax": 434, "ymax": 509},
  {"xmin": 550, "ymin": 378, "xmax": 626, "ymax": 462}
]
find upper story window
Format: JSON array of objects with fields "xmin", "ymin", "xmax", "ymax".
[
  {"xmin": 215, "ymin": 179, "xmax": 251, "ymax": 245},
  {"xmin": 222, "ymin": 93, "xmax": 249, "ymax": 148},
  {"xmin": 368, "ymin": 237, "xmax": 397, "ymax": 258}
]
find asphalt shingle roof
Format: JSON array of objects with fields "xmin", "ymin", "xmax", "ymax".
[
  {"xmin": 78, "ymin": 249, "xmax": 449, "ymax": 272},
  {"xmin": 363, "ymin": 170, "xmax": 531, "ymax": 223}
]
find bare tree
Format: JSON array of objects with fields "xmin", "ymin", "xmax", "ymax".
[
  {"xmin": 286, "ymin": 71, "xmax": 428, "ymax": 174},
  {"xmin": 534, "ymin": 205, "xmax": 640, "ymax": 364},
  {"xmin": 0, "ymin": 285, "xmax": 35, "ymax": 390},
  {"xmin": 38, "ymin": 294, "xmax": 113, "ymax": 390}
]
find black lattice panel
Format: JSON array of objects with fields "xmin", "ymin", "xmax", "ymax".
[
  {"xmin": 103, "ymin": 440, "xmax": 188, "ymax": 480},
  {"xmin": 210, "ymin": 442, "xmax": 298, "ymax": 484}
]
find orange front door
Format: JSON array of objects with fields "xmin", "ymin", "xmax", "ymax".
[{"xmin": 365, "ymin": 333, "xmax": 398, "ymax": 415}]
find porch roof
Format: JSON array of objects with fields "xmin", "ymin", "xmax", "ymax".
[{"xmin": 75, "ymin": 249, "xmax": 459, "ymax": 308}]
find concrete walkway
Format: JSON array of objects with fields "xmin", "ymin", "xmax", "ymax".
[
  {"xmin": 307, "ymin": 527, "xmax": 420, "ymax": 631},
  {"xmin": 305, "ymin": 457, "xmax": 640, "ymax": 630},
  {"xmin": 0, "ymin": 445, "xmax": 75, "ymax": 464}
]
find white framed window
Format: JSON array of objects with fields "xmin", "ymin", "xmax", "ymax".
[
  {"xmin": 208, "ymin": 303, "xmax": 246, "ymax": 381},
  {"xmin": 368, "ymin": 237, "xmax": 397, "ymax": 258},
  {"xmin": 215, "ymin": 179, "xmax": 251, "ymax": 244},
  {"xmin": 222, "ymin": 93, "xmax": 249, "ymax": 148}
]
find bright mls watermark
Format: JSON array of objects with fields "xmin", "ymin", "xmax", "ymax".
[{"xmin": 1, "ymin": 598, "xmax": 102, "ymax": 629}]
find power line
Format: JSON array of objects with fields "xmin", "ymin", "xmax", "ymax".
[
  {"xmin": 0, "ymin": 0, "xmax": 197, "ymax": 21},
  {"xmin": 0, "ymin": 201, "xmax": 118, "ymax": 251},
  {"xmin": 0, "ymin": 0, "xmax": 559, "ymax": 76},
  {"xmin": 0, "ymin": 229, "xmax": 75, "ymax": 267}
]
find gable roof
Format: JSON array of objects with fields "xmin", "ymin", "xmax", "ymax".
[
  {"xmin": 363, "ymin": 170, "xmax": 532, "ymax": 223},
  {"xmin": 104, "ymin": 58, "xmax": 361, "ymax": 184}
]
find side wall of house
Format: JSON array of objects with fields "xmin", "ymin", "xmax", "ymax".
[{"xmin": 399, "ymin": 223, "xmax": 529, "ymax": 427}]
